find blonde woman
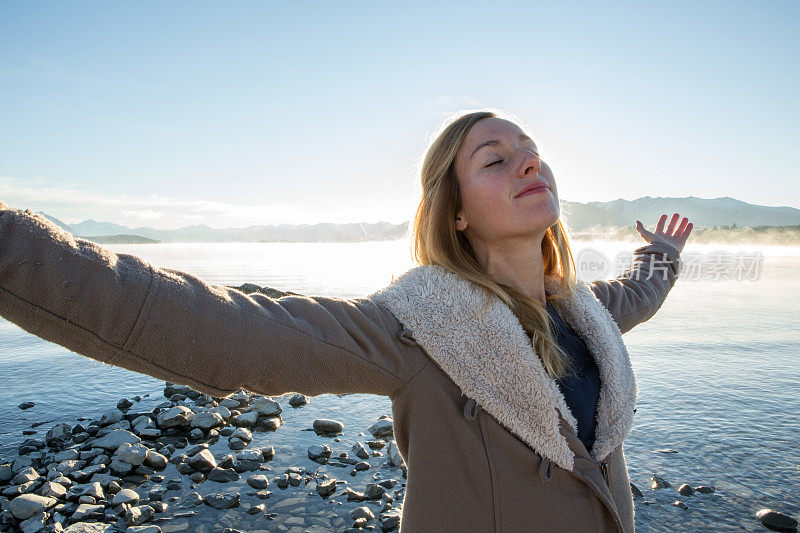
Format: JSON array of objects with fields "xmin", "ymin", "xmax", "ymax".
[{"xmin": 0, "ymin": 109, "xmax": 692, "ymax": 532}]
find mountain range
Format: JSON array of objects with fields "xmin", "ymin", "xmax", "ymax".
[{"xmin": 37, "ymin": 196, "xmax": 800, "ymax": 243}]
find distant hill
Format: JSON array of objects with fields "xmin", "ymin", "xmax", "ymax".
[
  {"xmin": 75, "ymin": 234, "xmax": 161, "ymax": 244},
  {"xmin": 579, "ymin": 196, "xmax": 800, "ymax": 228},
  {"xmin": 35, "ymin": 195, "xmax": 800, "ymax": 244}
]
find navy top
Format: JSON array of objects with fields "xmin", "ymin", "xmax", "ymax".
[{"xmin": 544, "ymin": 300, "xmax": 602, "ymax": 454}]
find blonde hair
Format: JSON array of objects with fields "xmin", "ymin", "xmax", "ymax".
[{"xmin": 410, "ymin": 109, "xmax": 580, "ymax": 381}]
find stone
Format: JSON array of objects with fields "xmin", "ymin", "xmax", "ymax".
[
  {"xmin": 367, "ymin": 418, "xmax": 393, "ymax": 438},
  {"xmin": 187, "ymin": 449, "xmax": 216, "ymax": 473},
  {"xmin": 13, "ymin": 466, "xmax": 41, "ymax": 484},
  {"xmin": 111, "ymin": 488, "xmax": 140, "ymax": 506},
  {"xmin": 364, "ymin": 483, "xmax": 385, "ymax": 500},
  {"xmin": 124, "ymin": 504, "xmax": 155, "ymax": 526},
  {"xmin": 126, "ymin": 526, "xmax": 162, "ymax": 533},
  {"xmin": 63, "ymin": 523, "xmax": 115, "ymax": 533},
  {"xmin": 251, "ymin": 397, "xmax": 282, "ymax": 417},
  {"xmin": 288, "ymin": 394, "xmax": 308, "ymax": 407},
  {"xmin": 115, "ymin": 442, "xmax": 150, "ymax": 466},
  {"xmin": 46, "ymin": 424, "xmax": 73, "ymax": 447},
  {"xmin": 386, "ymin": 441, "xmax": 404, "ymax": 467},
  {"xmin": 308, "ymin": 444, "xmax": 332, "ymax": 463},
  {"xmin": 352, "ymin": 441, "xmax": 370, "ymax": 460},
  {"xmin": 208, "ymin": 468, "xmax": 239, "ymax": 483},
  {"xmin": 71, "ymin": 503, "xmax": 105, "ymax": 521},
  {"xmin": 350, "ymin": 505, "xmax": 375, "ymax": 520},
  {"xmin": 157, "ymin": 406, "xmax": 195, "ymax": 428},
  {"xmin": 177, "ymin": 492, "xmax": 203, "ymax": 508},
  {"xmin": 651, "ymin": 474, "xmax": 670, "ymax": 489},
  {"xmin": 232, "ymin": 412, "xmax": 258, "ymax": 427},
  {"xmin": 316, "ymin": 478, "xmax": 337, "ymax": 498},
  {"xmin": 99, "ymin": 409, "xmax": 124, "ymax": 426},
  {"xmin": 190, "ymin": 412, "xmax": 224, "ymax": 431},
  {"xmin": 756, "ymin": 509, "xmax": 798, "ymax": 531},
  {"xmin": 143, "ymin": 450, "xmax": 167, "ymax": 471},
  {"xmin": 246, "ymin": 475, "xmax": 269, "ymax": 489},
  {"xmin": 92, "ymin": 430, "xmax": 141, "ymax": 452},
  {"xmin": 9, "ymin": 493, "xmax": 57, "ymax": 520},
  {"xmin": 39, "ymin": 481, "xmax": 67, "ymax": 499},
  {"xmin": 204, "ymin": 493, "xmax": 240, "ymax": 510},
  {"xmin": 230, "ymin": 427, "xmax": 252, "ymax": 442},
  {"xmin": 313, "ymin": 419, "xmax": 343, "ymax": 434}
]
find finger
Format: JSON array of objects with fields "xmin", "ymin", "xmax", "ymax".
[
  {"xmin": 678, "ymin": 222, "xmax": 693, "ymax": 241},
  {"xmin": 635, "ymin": 220, "xmax": 654, "ymax": 240},
  {"xmin": 675, "ymin": 217, "xmax": 689, "ymax": 237},
  {"xmin": 655, "ymin": 214, "xmax": 668, "ymax": 234},
  {"xmin": 666, "ymin": 213, "xmax": 680, "ymax": 235}
]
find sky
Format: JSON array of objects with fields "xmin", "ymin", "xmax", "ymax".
[{"xmin": 1, "ymin": 1, "xmax": 798, "ymax": 229}]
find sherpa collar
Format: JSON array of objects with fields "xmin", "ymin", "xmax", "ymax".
[{"xmin": 368, "ymin": 265, "xmax": 638, "ymax": 472}]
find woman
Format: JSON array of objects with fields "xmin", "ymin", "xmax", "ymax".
[{"xmin": 0, "ymin": 109, "xmax": 692, "ymax": 532}]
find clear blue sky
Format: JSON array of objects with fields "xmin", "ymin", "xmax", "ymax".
[{"xmin": 1, "ymin": 1, "xmax": 797, "ymax": 228}]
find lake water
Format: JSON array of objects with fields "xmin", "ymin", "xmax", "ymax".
[{"xmin": 1, "ymin": 239, "xmax": 798, "ymax": 531}]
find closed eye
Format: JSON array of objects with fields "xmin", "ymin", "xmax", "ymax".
[{"xmin": 485, "ymin": 160, "xmax": 503, "ymax": 168}]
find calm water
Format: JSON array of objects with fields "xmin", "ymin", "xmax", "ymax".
[{"xmin": 1, "ymin": 239, "xmax": 798, "ymax": 531}]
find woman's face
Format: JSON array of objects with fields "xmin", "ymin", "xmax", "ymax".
[{"xmin": 453, "ymin": 117, "xmax": 560, "ymax": 246}]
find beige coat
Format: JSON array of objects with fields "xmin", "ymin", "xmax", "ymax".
[{"xmin": 0, "ymin": 199, "xmax": 681, "ymax": 532}]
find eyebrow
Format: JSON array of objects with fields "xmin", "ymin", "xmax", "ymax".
[{"xmin": 470, "ymin": 133, "xmax": 536, "ymax": 160}]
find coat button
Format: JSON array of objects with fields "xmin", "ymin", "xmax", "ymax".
[{"xmin": 397, "ymin": 328, "xmax": 419, "ymax": 346}]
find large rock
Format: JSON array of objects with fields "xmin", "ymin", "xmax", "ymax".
[
  {"xmin": 63, "ymin": 523, "xmax": 115, "ymax": 533},
  {"xmin": 46, "ymin": 423, "xmax": 73, "ymax": 447},
  {"xmin": 91, "ymin": 429, "xmax": 141, "ymax": 452},
  {"xmin": 756, "ymin": 509, "xmax": 798, "ymax": 531},
  {"xmin": 39, "ymin": 481, "xmax": 67, "ymax": 499},
  {"xmin": 251, "ymin": 397, "xmax": 282, "ymax": 417},
  {"xmin": 115, "ymin": 442, "xmax": 150, "ymax": 466},
  {"xmin": 99, "ymin": 409, "xmax": 124, "ymax": 426},
  {"xmin": 207, "ymin": 468, "xmax": 239, "ymax": 483},
  {"xmin": 111, "ymin": 488, "xmax": 140, "ymax": 506},
  {"xmin": 144, "ymin": 450, "xmax": 168, "ymax": 471},
  {"xmin": 187, "ymin": 449, "xmax": 216, "ymax": 473},
  {"xmin": 71, "ymin": 503, "xmax": 105, "ymax": 521},
  {"xmin": 386, "ymin": 440, "xmax": 405, "ymax": 467},
  {"xmin": 308, "ymin": 444, "xmax": 332, "ymax": 463},
  {"xmin": 124, "ymin": 504, "xmax": 155, "ymax": 526},
  {"xmin": 19, "ymin": 511, "xmax": 48, "ymax": 533},
  {"xmin": 313, "ymin": 419, "xmax": 343, "ymax": 434},
  {"xmin": 190, "ymin": 412, "xmax": 224, "ymax": 431},
  {"xmin": 368, "ymin": 418, "xmax": 394, "ymax": 438},
  {"xmin": 157, "ymin": 406, "xmax": 195, "ymax": 428},
  {"xmin": 204, "ymin": 492, "xmax": 239, "ymax": 509},
  {"xmin": 9, "ymin": 493, "xmax": 57, "ymax": 520},
  {"xmin": 13, "ymin": 466, "xmax": 41, "ymax": 484}
]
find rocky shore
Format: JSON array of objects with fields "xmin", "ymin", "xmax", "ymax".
[{"xmin": 1, "ymin": 382, "xmax": 408, "ymax": 533}]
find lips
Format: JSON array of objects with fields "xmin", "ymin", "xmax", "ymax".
[{"xmin": 514, "ymin": 181, "xmax": 549, "ymax": 198}]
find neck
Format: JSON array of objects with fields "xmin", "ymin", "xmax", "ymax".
[{"xmin": 470, "ymin": 232, "xmax": 547, "ymax": 304}]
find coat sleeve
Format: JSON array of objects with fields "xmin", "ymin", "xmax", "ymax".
[
  {"xmin": 0, "ymin": 199, "xmax": 416, "ymax": 399},
  {"xmin": 588, "ymin": 241, "xmax": 682, "ymax": 334}
]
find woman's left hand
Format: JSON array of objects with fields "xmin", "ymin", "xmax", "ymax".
[{"xmin": 634, "ymin": 213, "xmax": 693, "ymax": 254}]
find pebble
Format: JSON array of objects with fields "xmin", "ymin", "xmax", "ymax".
[
  {"xmin": 756, "ymin": 508, "xmax": 798, "ymax": 531},
  {"xmin": 313, "ymin": 419, "xmax": 344, "ymax": 434}
]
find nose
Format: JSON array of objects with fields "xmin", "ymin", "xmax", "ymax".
[{"xmin": 517, "ymin": 147, "xmax": 541, "ymax": 176}]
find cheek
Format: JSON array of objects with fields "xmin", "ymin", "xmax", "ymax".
[{"xmin": 460, "ymin": 176, "xmax": 504, "ymax": 216}]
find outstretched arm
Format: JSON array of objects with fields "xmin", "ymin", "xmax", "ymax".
[
  {"xmin": 0, "ymin": 199, "xmax": 421, "ymax": 399},
  {"xmin": 589, "ymin": 213, "xmax": 693, "ymax": 334}
]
